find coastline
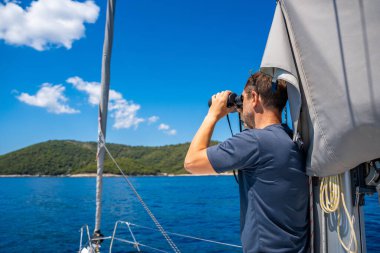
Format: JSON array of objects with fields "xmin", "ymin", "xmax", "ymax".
[{"xmin": 0, "ymin": 172, "xmax": 233, "ymax": 178}]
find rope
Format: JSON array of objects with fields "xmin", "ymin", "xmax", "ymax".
[
  {"xmin": 338, "ymin": 191, "xmax": 358, "ymax": 253},
  {"xmin": 127, "ymin": 222, "xmax": 242, "ymax": 249},
  {"xmin": 319, "ymin": 175, "xmax": 358, "ymax": 253},
  {"xmin": 320, "ymin": 176, "xmax": 341, "ymax": 213},
  {"xmin": 102, "ymin": 144, "xmax": 181, "ymax": 253}
]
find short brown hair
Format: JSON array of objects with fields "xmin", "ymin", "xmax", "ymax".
[{"xmin": 245, "ymin": 72, "xmax": 287, "ymax": 112}]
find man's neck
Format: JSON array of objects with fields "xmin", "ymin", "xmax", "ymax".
[{"xmin": 254, "ymin": 110, "xmax": 281, "ymax": 129}]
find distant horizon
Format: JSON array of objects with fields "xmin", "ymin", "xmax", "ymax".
[
  {"xmin": 1, "ymin": 138, "xmax": 225, "ymax": 157},
  {"xmin": 1, "ymin": 138, "xmax": 197, "ymax": 155}
]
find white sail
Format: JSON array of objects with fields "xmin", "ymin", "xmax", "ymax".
[{"xmin": 261, "ymin": 0, "xmax": 380, "ymax": 177}]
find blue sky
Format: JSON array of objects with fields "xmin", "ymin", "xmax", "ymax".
[{"xmin": 0, "ymin": 0, "xmax": 276, "ymax": 155}]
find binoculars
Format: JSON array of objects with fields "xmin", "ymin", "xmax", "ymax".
[{"xmin": 208, "ymin": 92, "xmax": 243, "ymax": 110}]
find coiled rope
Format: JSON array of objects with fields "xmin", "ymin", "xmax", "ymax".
[
  {"xmin": 319, "ymin": 174, "xmax": 358, "ymax": 253},
  {"xmin": 102, "ymin": 143, "xmax": 181, "ymax": 253}
]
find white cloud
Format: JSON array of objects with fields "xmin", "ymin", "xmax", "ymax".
[
  {"xmin": 110, "ymin": 99, "xmax": 145, "ymax": 129},
  {"xmin": 67, "ymin": 76, "xmax": 144, "ymax": 129},
  {"xmin": 158, "ymin": 123, "xmax": 170, "ymax": 130},
  {"xmin": 66, "ymin": 76, "xmax": 122, "ymax": 105},
  {"xmin": 147, "ymin": 116, "xmax": 159, "ymax": 124},
  {"xmin": 166, "ymin": 129, "xmax": 177, "ymax": 135},
  {"xmin": 158, "ymin": 123, "xmax": 177, "ymax": 135},
  {"xmin": 0, "ymin": 0, "xmax": 99, "ymax": 51},
  {"xmin": 15, "ymin": 77, "xmax": 176, "ymax": 133},
  {"xmin": 16, "ymin": 83, "xmax": 79, "ymax": 114}
]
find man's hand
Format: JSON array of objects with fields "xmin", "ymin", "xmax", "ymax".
[
  {"xmin": 184, "ymin": 90, "xmax": 235, "ymax": 174},
  {"xmin": 208, "ymin": 90, "xmax": 236, "ymax": 121}
]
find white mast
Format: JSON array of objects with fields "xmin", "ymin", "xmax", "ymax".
[{"xmin": 95, "ymin": 0, "xmax": 116, "ymax": 235}]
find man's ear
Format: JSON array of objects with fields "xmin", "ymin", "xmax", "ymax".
[{"xmin": 251, "ymin": 90, "xmax": 259, "ymax": 107}]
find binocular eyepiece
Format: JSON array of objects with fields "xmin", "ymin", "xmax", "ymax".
[{"xmin": 208, "ymin": 92, "xmax": 243, "ymax": 110}]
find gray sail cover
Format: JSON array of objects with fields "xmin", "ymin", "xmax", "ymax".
[{"xmin": 261, "ymin": 0, "xmax": 380, "ymax": 177}]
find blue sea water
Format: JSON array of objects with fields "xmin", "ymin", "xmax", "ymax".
[{"xmin": 0, "ymin": 176, "xmax": 379, "ymax": 252}]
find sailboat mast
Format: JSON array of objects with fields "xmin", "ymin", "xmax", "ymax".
[{"xmin": 95, "ymin": 0, "xmax": 116, "ymax": 234}]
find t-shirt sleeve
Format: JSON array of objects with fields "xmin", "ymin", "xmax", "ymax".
[{"xmin": 206, "ymin": 130, "xmax": 260, "ymax": 173}]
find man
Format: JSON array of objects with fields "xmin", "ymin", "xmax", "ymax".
[{"xmin": 184, "ymin": 72, "xmax": 309, "ymax": 252}]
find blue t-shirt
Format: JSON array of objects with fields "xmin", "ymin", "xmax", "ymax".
[{"xmin": 207, "ymin": 124, "xmax": 309, "ymax": 253}]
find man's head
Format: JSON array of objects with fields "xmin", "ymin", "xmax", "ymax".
[{"xmin": 239, "ymin": 71, "xmax": 287, "ymax": 128}]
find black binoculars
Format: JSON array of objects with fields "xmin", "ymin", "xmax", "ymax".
[{"xmin": 208, "ymin": 92, "xmax": 243, "ymax": 109}]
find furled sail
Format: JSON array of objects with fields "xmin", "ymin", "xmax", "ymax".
[
  {"xmin": 95, "ymin": 0, "xmax": 115, "ymax": 235},
  {"xmin": 261, "ymin": 0, "xmax": 380, "ymax": 177}
]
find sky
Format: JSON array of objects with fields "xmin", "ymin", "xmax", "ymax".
[{"xmin": 0, "ymin": 0, "xmax": 277, "ymax": 155}]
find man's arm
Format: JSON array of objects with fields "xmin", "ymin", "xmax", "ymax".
[
  {"xmin": 184, "ymin": 90, "xmax": 234, "ymax": 174},
  {"xmin": 184, "ymin": 114, "xmax": 218, "ymax": 174}
]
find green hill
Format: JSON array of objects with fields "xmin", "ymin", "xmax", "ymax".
[{"xmin": 0, "ymin": 140, "xmax": 218, "ymax": 176}]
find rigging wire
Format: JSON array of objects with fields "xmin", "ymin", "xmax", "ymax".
[
  {"xmin": 102, "ymin": 143, "xmax": 181, "ymax": 253},
  {"xmin": 112, "ymin": 238, "xmax": 170, "ymax": 253},
  {"xmin": 87, "ymin": 220, "xmax": 242, "ymax": 253},
  {"xmin": 127, "ymin": 222, "xmax": 242, "ymax": 249},
  {"xmin": 101, "ymin": 143, "xmax": 243, "ymax": 252}
]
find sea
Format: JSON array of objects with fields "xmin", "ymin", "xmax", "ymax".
[{"xmin": 0, "ymin": 176, "xmax": 379, "ymax": 252}]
